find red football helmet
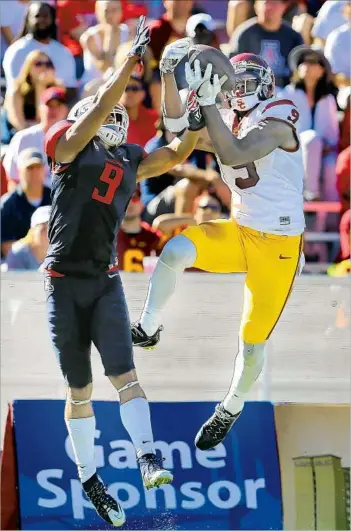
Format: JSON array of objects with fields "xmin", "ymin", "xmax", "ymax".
[{"xmin": 224, "ymin": 53, "xmax": 275, "ymax": 112}]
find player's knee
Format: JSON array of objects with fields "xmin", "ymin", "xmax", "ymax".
[
  {"xmin": 160, "ymin": 235, "xmax": 197, "ymax": 270},
  {"xmin": 239, "ymin": 340, "xmax": 266, "ymax": 367},
  {"xmin": 66, "ymin": 383, "xmax": 93, "ymax": 405},
  {"xmin": 108, "ymin": 371, "xmax": 146, "ymax": 403},
  {"xmin": 108, "ymin": 369, "xmax": 137, "ymax": 390},
  {"xmin": 63, "ymin": 367, "xmax": 92, "ymax": 392}
]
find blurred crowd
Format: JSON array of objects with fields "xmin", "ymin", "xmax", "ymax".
[{"xmin": 1, "ymin": 0, "xmax": 350, "ymax": 275}]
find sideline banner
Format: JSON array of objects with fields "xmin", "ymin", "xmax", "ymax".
[{"xmin": 13, "ymin": 400, "xmax": 282, "ymax": 530}]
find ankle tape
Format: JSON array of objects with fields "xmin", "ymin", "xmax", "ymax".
[
  {"xmin": 118, "ymin": 380, "xmax": 139, "ymax": 393},
  {"xmin": 67, "ymin": 397, "xmax": 91, "ymax": 405}
]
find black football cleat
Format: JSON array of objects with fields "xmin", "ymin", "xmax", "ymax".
[
  {"xmin": 131, "ymin": 322, "xmax": 163, "ymax": 350},
  {"xmin": 195, "ymin": 403, "xmax": 242, "ymax": 450},
  {"xmin": 83, "ymin": 474, "xmax": 125, "ymax": 527},
  {"xmin": 138, "ymin": 453, "xmax": 173, "ymax": 489}
]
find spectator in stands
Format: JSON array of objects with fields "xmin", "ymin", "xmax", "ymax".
[
  {"xmin": 1, "ymin": 148, "xmax": 51, "ymax": 257},
  {"xmin": 2, "ymin": 51, "xmax": 62, "ymax": 144},
  {"xmin": 152, "ymin": 193, "xmax": 223, "ymax": 237},
  {"xmin": 324, "ymin": 1, "xmax": 351, "ymax": 87},
  {"xmin": 329, "ymin": 141, "xmax": 349, "ymax": 271},
  {"xmin": 281, "ymin": 45, "xmax": 339, "ymax": 201},
  {"xmin": 328, "ymin": 208, "xmax": 350, "ymax": 276},
  {"xmin": 80, "ymin": 0, "xmax": 129, "ymax": 93},
  {"xmin": 227, "ymin": 0, "xmax": 254, "ymax": 37},
  {"xmin": 149, "ymin": 0, "xmax": 193, "ymax": 61},
  {"xmin": 148, "ymin": 0, "xmax": 194, "ymax": 109},
  {"xmin": 119, "ymin": 74, "xmax": 158, "ymax": 147},
  {"xmin": 0, "ymin": 0, "xmax": 30, "ymax": 72},
  {"xmin": 311, "ymin": 0, "xmax": 349, "ymax": 48},
  {"xmin": 3, "ymin": 2, "xmax": 77, "ymax": 101},
  {"xmin": 290, "ymin": 1, "xmax": 318, "ymax": 46},
  {"xmin": 186, "ymin": 13, "xmax": 219, "ymax": 48},
  {"xmin": 141, "ymin": 119, "xmax": 227, "ymax": 224},
  {"xmin": 1, "ymin": 160, "xmax": 8, "ymax": 197},
  {"xmin": 3, "ymin": 87, "xmax": 68, "ymax": 191},
  {"xmin": 120, "ymin": 0, "xmax": 148, "ymax": 39},
  {"xmin": 229, "ymin": 0, "xmax": 304, "ymax": 89},
  {"xmin": 226, "ymin": 0, "xmax": 305, "ymax": 38},
  {"xmin": 56, "ymin": 0, "xmax": 96, "ymax": 80},
  {"xmin": 339, "ymin": 210, "xmax": 350, "ymax": 261},
  {"xmin": 6, "ymin": 205, "xmax": 51, "ymax": 271},
  {"xmin": 339, "ymin": 95, "xmax": 350, "ymax": 153},
  {"xmin": 117, "ymin": 191, "xmax": 166, "ymax": 272},
  {"xmin": 140, "ymin": 121, "xmax": 178, "ymax": 210},
  {"xmin": 336, "ymin": 146, "xmax": 350, "ymax": 216}
]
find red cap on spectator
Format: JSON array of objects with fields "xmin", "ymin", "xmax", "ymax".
[
  {"xmin": 41, "ymin": 87, "xmax": 68, "ymax": 105},
  {"xmin": 121, "ymin": 1, "xmax": 148, "ymax": 23}
]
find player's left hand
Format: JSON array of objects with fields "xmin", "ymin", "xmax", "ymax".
[
  {"xmin": 160, "ymin": 37, "xmax": 192, "ymax": 74},
  {"xmin": 185, "ymin": 60, "xmax": 225, "ymax": 107},
  {"xmin": 128, "ymin": 16, "xmax": 150, "ymax": 59}
]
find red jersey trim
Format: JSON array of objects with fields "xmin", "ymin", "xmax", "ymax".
[
  {"xmin": 44, "ymin": 269, "xmax": 65, "ymax": 277},
  {"xmin": 44, "ymin": 120, "xmax": 72, "ymax": 160},
  {"xmin": 107, "ymin": 264, "xmax": 119, "ymax": 273},
  {"xmin": 262, "ymin": 99, "xmax": 297, "ymax": 113}
]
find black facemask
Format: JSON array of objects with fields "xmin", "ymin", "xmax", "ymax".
[
  {"xmin": 193, "ymin": 26, "xmax": 214, "ymax": 46},
  {"xmin": 32, "ymin": 26, "xmax": 52, "ymax": 40}
]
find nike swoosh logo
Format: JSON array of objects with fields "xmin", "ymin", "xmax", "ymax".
[
  {"xmin": 108, "ymin": 273, "xmax": 118, "ymax": 278},
  {"xmin": 196, "ymin": 86, "xmax": 206, "ymax": 99},
  {"xmin": 122, "ymin": 157, "xmax": 130, "ymax": 162},
  {"xmin": 279, "ymin": 254, "xmax": 292, "ymax": 259}
]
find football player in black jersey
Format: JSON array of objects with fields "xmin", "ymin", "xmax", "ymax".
[{"xmin": 43, "ymin": 17, "xmax": 202, "ymax": 527}]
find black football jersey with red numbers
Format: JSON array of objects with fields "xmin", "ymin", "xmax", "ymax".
[{"xmin": 44, "ymin": 120, "xmax": 146, "ymax": 276}]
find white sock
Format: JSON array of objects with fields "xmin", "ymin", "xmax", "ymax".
[
  {"xmin": 120, "ymin": 397, "xmax": 155, "ymax": 458},
  {"xmin": 140, "ymin": 236, "xmax": 196, "ymax": 336},
  {"xmin": 223, "ymin": 340, "xmax": 266, "ymax": 415},
  {"xmin": 65, "ymin": 416, "xmax": 96, "ymax": 483},
  {"xmin": 140, "ymin": 260, "xmax": 177, "ymax": 336}
]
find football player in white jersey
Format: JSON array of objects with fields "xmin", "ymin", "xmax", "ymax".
[{"xmin": 132, "ymin": 40, "xmax": 305, "ymax": 450}]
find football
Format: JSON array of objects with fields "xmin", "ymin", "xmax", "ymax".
[{"xmin": 188, "ymin": 45, "xmax": 236, "ymax": 93}]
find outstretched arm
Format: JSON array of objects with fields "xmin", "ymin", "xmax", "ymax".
[
  {"xmin": 136, "ymin": 130, "xmax": 201, "ymax": 182},
  {"xmin": 159, "ymin": 38, "xmax": 193, "ymax": 133},
  {"xmin": 161, "ymin": 72, "xmax": 189, "ymax": 132},
  {"xmin": 202, "ymin": 107, "xmax": 295, "ymax": 165},
  {"xmin": 54, "ymin": 16, "xmax": 150, "ymax": 163}
]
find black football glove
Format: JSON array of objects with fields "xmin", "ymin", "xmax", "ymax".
[
  {"xmin": 128, "ymin": 16, "xmax": 150, "ymax": 59},
  {"xmin": 186, "ymin": 89, "xmax": 206, "ymax": 131}
]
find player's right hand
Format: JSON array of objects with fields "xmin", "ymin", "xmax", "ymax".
[
  {"xmin": 160, "ymin": 37, "xmax": 192, "ymax": 74},
  {"xmin": 128, "ymin": 16, "xmax": 150, "ymax": 59}
]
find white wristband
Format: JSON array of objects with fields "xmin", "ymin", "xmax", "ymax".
[{"xmin": 163, "ymin": 112, "xmax": 190, "ymax": 133}]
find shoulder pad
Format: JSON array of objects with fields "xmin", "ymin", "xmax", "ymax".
[
  {"xmin": 259, "ymin": 98, "xmax": 300, "ymax": 128},
  {"xmin": 44, "ymin": 120, "xmax": 73, "ymax": 160}
]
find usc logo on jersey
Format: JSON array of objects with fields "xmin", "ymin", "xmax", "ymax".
[{"xmin": 236, "ymin": 99, "xmax": 246, "ymax": 110}]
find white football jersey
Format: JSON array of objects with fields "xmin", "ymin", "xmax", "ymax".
[{"xmin": 217, "ymin": 97, "xmax": 305, "ymax": 235}]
